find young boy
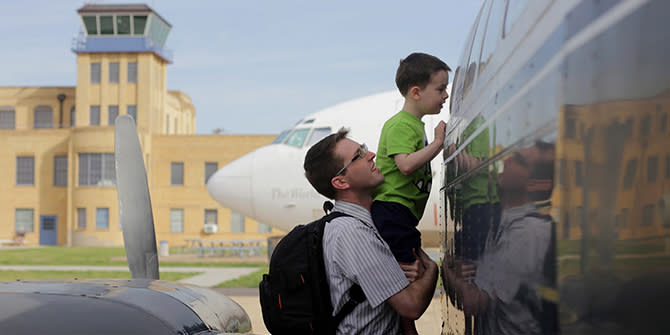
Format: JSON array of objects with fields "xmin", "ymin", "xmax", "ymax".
[{"xmin": 372, "ymin": 52, "xmax": 449, "ymax": 334}]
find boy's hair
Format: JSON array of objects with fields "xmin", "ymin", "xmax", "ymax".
[
  {"xmin": 304, "ymin": 128, "xmax": 349, "ymax": 199},
  {"xmin": 396, "ymin": 52, "xmax": 451, "ymax": 96}
]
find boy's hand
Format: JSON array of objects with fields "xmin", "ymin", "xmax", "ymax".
[
  {"xmin": 434, "ymin": 121, "xmax": 446, "ymax": 147},
  {"xmin": 399, "ymin": 249, "xmax": 426, "ymax": 282}
]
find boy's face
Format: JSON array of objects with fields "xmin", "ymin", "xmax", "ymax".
[{"xmin": 417, "ymin": 70, "xmax": 449, "ymax": 115}]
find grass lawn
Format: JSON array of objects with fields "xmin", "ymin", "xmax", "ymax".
[
  {"xmin": 0, "ymin": 270, "xmax": 199, "ymax": 282},
  {"xmin": 217, "ymin": 266, "xmax": 268, "ymax": 288},
  {"xmin": 0, "ymin": 247, "xmax": 265, "ymax": 267}
]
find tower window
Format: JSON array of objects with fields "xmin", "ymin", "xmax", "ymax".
[
  {"xmin": 109, "ymin": 62, "xmax": 119, "ymax": 83},
  {"xmin": 91, "ymin": 63, "xmax": 101, "ymax": 83}
]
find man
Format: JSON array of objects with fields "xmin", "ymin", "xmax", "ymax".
[{"xmin": 304, "ymin": 128, "xmax": 438, "ymax": 334}]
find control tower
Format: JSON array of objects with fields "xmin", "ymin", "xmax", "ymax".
[{"xmin": 71, "ymin": 4, "xmax": 178, "ymax": 134}]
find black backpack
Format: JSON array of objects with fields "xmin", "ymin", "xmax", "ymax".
[{"xmin": 259, "ymin": 206, "xmax": 366, "ymax": 335}]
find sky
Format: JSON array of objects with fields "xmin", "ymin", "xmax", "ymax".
[{"xmin": 0, "ymin": 1, "xmax": 482, "ymax": 135}]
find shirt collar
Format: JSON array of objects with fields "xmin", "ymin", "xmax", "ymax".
[{"xmin": 332, "ymin": 200, "xmax": 375, "ymax": 228}]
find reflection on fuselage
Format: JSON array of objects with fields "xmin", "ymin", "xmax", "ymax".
[{"xmin": 440, "ymin": 0, "xmax": 670, "ymax": 334}]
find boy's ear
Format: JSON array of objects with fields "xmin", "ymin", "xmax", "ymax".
[
  {"xmin": 409, "ymin": 85, "xmax": 422, "ymax": 100},
  {"xmin": 331, "ymin": 176, "xmax": 350, "ymax": 191}
]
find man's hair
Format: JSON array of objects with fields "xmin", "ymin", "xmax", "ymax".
[
  {"xmin": 304, "ymin": 128, "xmax": 349, "ymax": 199},
  {"xmin": 396, "ymin": 52, "xmax": 451, "ymax": 96}
]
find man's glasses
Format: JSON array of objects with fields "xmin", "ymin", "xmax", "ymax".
[{"xmin": 334, "ymin": 143, "xmax": 368, "ymax": 177}]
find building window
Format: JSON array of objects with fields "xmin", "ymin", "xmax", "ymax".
[
  {"xmin": 79, "ymin": 153, "xmax": 115, "ymax": 186},
  {"xmin": 108, "ymin": 105, "xmax": 119, "ymax": 126},
  {"xmin": 15, "ymin": 209, "xmax": 34, "ymax": 233},
  {"xmin": 205, "ymin": 162, "xmax": 218, "ymax": 184},
  {"xmin": 90, "ymin": 105, "xmax": 100, "ymax": 126},
  {"xmin": 91, "ymin": 63, "xmax": 101, "ymax": 83},
  {"xmin": 171, "ymin": 162, "xmax": 184, "ymax": 185},
  {"xmin": 622, "ymin": 159, "xmax": 637, "ymax": 189},
  {"xmin": 640, "ymin": 115, "xmax": 651, "ymax": 136},
  {"xmin": 109, "ymin": 62, "xmax": 119, "ymax": 83},
  {"xmin": 127, "ymin": 105, "xmax": 137, "ymax": 121},
  {"xmin": 100, "ymin": 16, "xmax": 113, "ymax": 35},
  {"xmin": 117, "ymin": 16, "xmax": 130, "ymax": 34},
  {"xmin": 204, "ymin": 209, "xmax": 217, "ymax": 226},
  {"xmin": 34, "ymin": 105, "xmax": 53, "ymax": 129},
  {"xmin": 54, "ymin": 156, "xmax": 68, "ymax": 186},
  {"xmin": 0, "ymin": 106, "xmax": 15, "ymax": 129},
  {"xmin": 128, "ymin": 62, "xmax": 137, "ymax": 83},
  {"xmin": 660, "ymin": 113, "xmax": 668, "ymax": 133},
  {"xmin": 231, "ymin": 212, "xmax": 245, "ymax": 233},
  {"xmin": 77, "ymin": 208, "xmax": 86, "ymax": 229},
  {"xmin": 666, "ymin": 155, "xmax": 670, "ymax": 179},
  {"xmin": 70, "ymin": 106, "xmax": 76, "ymax": 127},
  {"xmin": 166, "ymin": 118, "xmax": 169, "ymax": 133},
  {"xmin": 16, "ymin": 156, "xmax": 34, "ymax": 185},
  {"xmin": 170, "ymin": 209, "xmax": 184, "ymax": 232},
  {"xmin": 134, "ymin": 16, "xmax": 148, "ymax": 35},
  {"xmin": 258, "ymin": 222, "xmax": 272, "ymax": 233},
  {"xmin": 96, "ymin": 208, "xmax": 109, "ymax": 229},
  {"xmin": 648, "ymin": 156, "xmax": 658, "ymax": 183}
]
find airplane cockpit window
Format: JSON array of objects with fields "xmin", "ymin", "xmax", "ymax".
[
  {"xmin": 302, "ymin": 119, "xmax": 315, "ymax": 124},
  {"xmin": 306, "ymin": 127, "xmax": 332, "ymax": 147},
  {"xmin": 504, "ymin": 0, "xmax": 529, "ymax": 36},
  {"xmin": 285, "ymin": 128, "xmax": 311, "ymax": 148},
  {"xmin": 272, "ymin": 130, "xmax": 290, "ymax": 144},
  {"xmin": 479, "ymin": 0, "xmax": 505, "ymax": 75}
]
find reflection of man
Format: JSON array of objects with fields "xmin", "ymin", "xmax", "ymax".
[{"xmin": 443, "ymin": 142, "xmax": 557, "ymax": 335}]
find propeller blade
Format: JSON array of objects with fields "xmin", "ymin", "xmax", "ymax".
[{"xmin": 114, "ymin": 115, "xmax": 159, "ymax": 280}]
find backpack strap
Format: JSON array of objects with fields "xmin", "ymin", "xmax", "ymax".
[
  {"xmin": 319, "ymin": 206, "xmax": 368, "ymax": 331},
  {"xmin": 332, "ymin": 284, "xmax": 366, "ymax": 328}
]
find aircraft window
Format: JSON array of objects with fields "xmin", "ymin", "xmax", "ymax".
[
  {"xmin": 462, "ymin": 0, "xmax": 491, "ymax": 98},
  {"xmin": 306, "ymin": 127, "xmax": 332, "ymax": 147},
  {"xmin": 302, "ymin": 119, "xmax": 315, "ymax": 124},
  {"xmin": 504, "ymin": 0, "xmax": 529, "ymax": 37},
  {"xmin": 272, "ymin": 130, "xmax": 290, "ymax": 144},
  {"xmin": 285, "ymin": 128, "xmax": 311, "ymax": 148},
  {"xmin": 479, "ymin": 0, "xmax": 506, "ymax": 75}
]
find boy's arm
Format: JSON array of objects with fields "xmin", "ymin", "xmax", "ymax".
[
  {"xmin": 386, "ymin": 248, "xmax": 438, "ymax": 320},
  {"xmin": 394, "ymin": 121, "xmax": 446, "ymax": 175}
]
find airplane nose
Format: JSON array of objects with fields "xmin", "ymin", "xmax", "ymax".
[{"xmin": 206, "ymin": 155, "xmax": 256, "ymax": 218}]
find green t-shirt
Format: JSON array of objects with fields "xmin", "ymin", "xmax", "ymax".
[
  {"xmin": 373, "ymin": 110, "xmax": 432, "ymax": 220},
  {"xmin": 458, "ymin": 115, "xmax": 499, "ymax": 209}
]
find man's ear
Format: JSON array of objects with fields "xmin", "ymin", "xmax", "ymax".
[
  {"xmin": 331, "ymin": 176, "xmax": 349, "ymax": 191},
  {"xmin": 410, "ymin": 85, "xmax": 422, "ymax": 100}
]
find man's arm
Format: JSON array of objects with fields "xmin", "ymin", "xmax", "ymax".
[
  {"xmin": 386, "ymin": 248, "xmax": 438, "ymax": 320},
  {"xmin": 394, "ymin": 121, "xmax": 446, "ymax": 175}
]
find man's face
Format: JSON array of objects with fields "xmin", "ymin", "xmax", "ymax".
[
  {"xmin": 418, "ymin": 69, "xmax": 449, "ymax": 115},
  {"xmin": 333, "ymin": 138, "xmax": 384, "ymax": 192},
  {"xmin": 498, "ymin": 147, "xmax": 537, "ymax": 192}
]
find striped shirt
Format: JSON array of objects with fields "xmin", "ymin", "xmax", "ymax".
[{"xmin": 323, "ymin": 201, "xmax": 409, "ymax": 335}]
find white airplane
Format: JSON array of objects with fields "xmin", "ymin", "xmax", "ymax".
[{"xmin": 207, "ymin": 87, "xmax": 451, "ymax": 247}]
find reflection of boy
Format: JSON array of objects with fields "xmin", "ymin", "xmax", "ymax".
[
  {"xmin": 457, "ymin": 115, "xmax": 500, "ymax": 262},
  {"xmin": 372, "ymin": 52, "xmax": 450, "ymax": 264},
  {"xmin": 372, "ymin": 52, "xmax": 449, "ymax": 335}
]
